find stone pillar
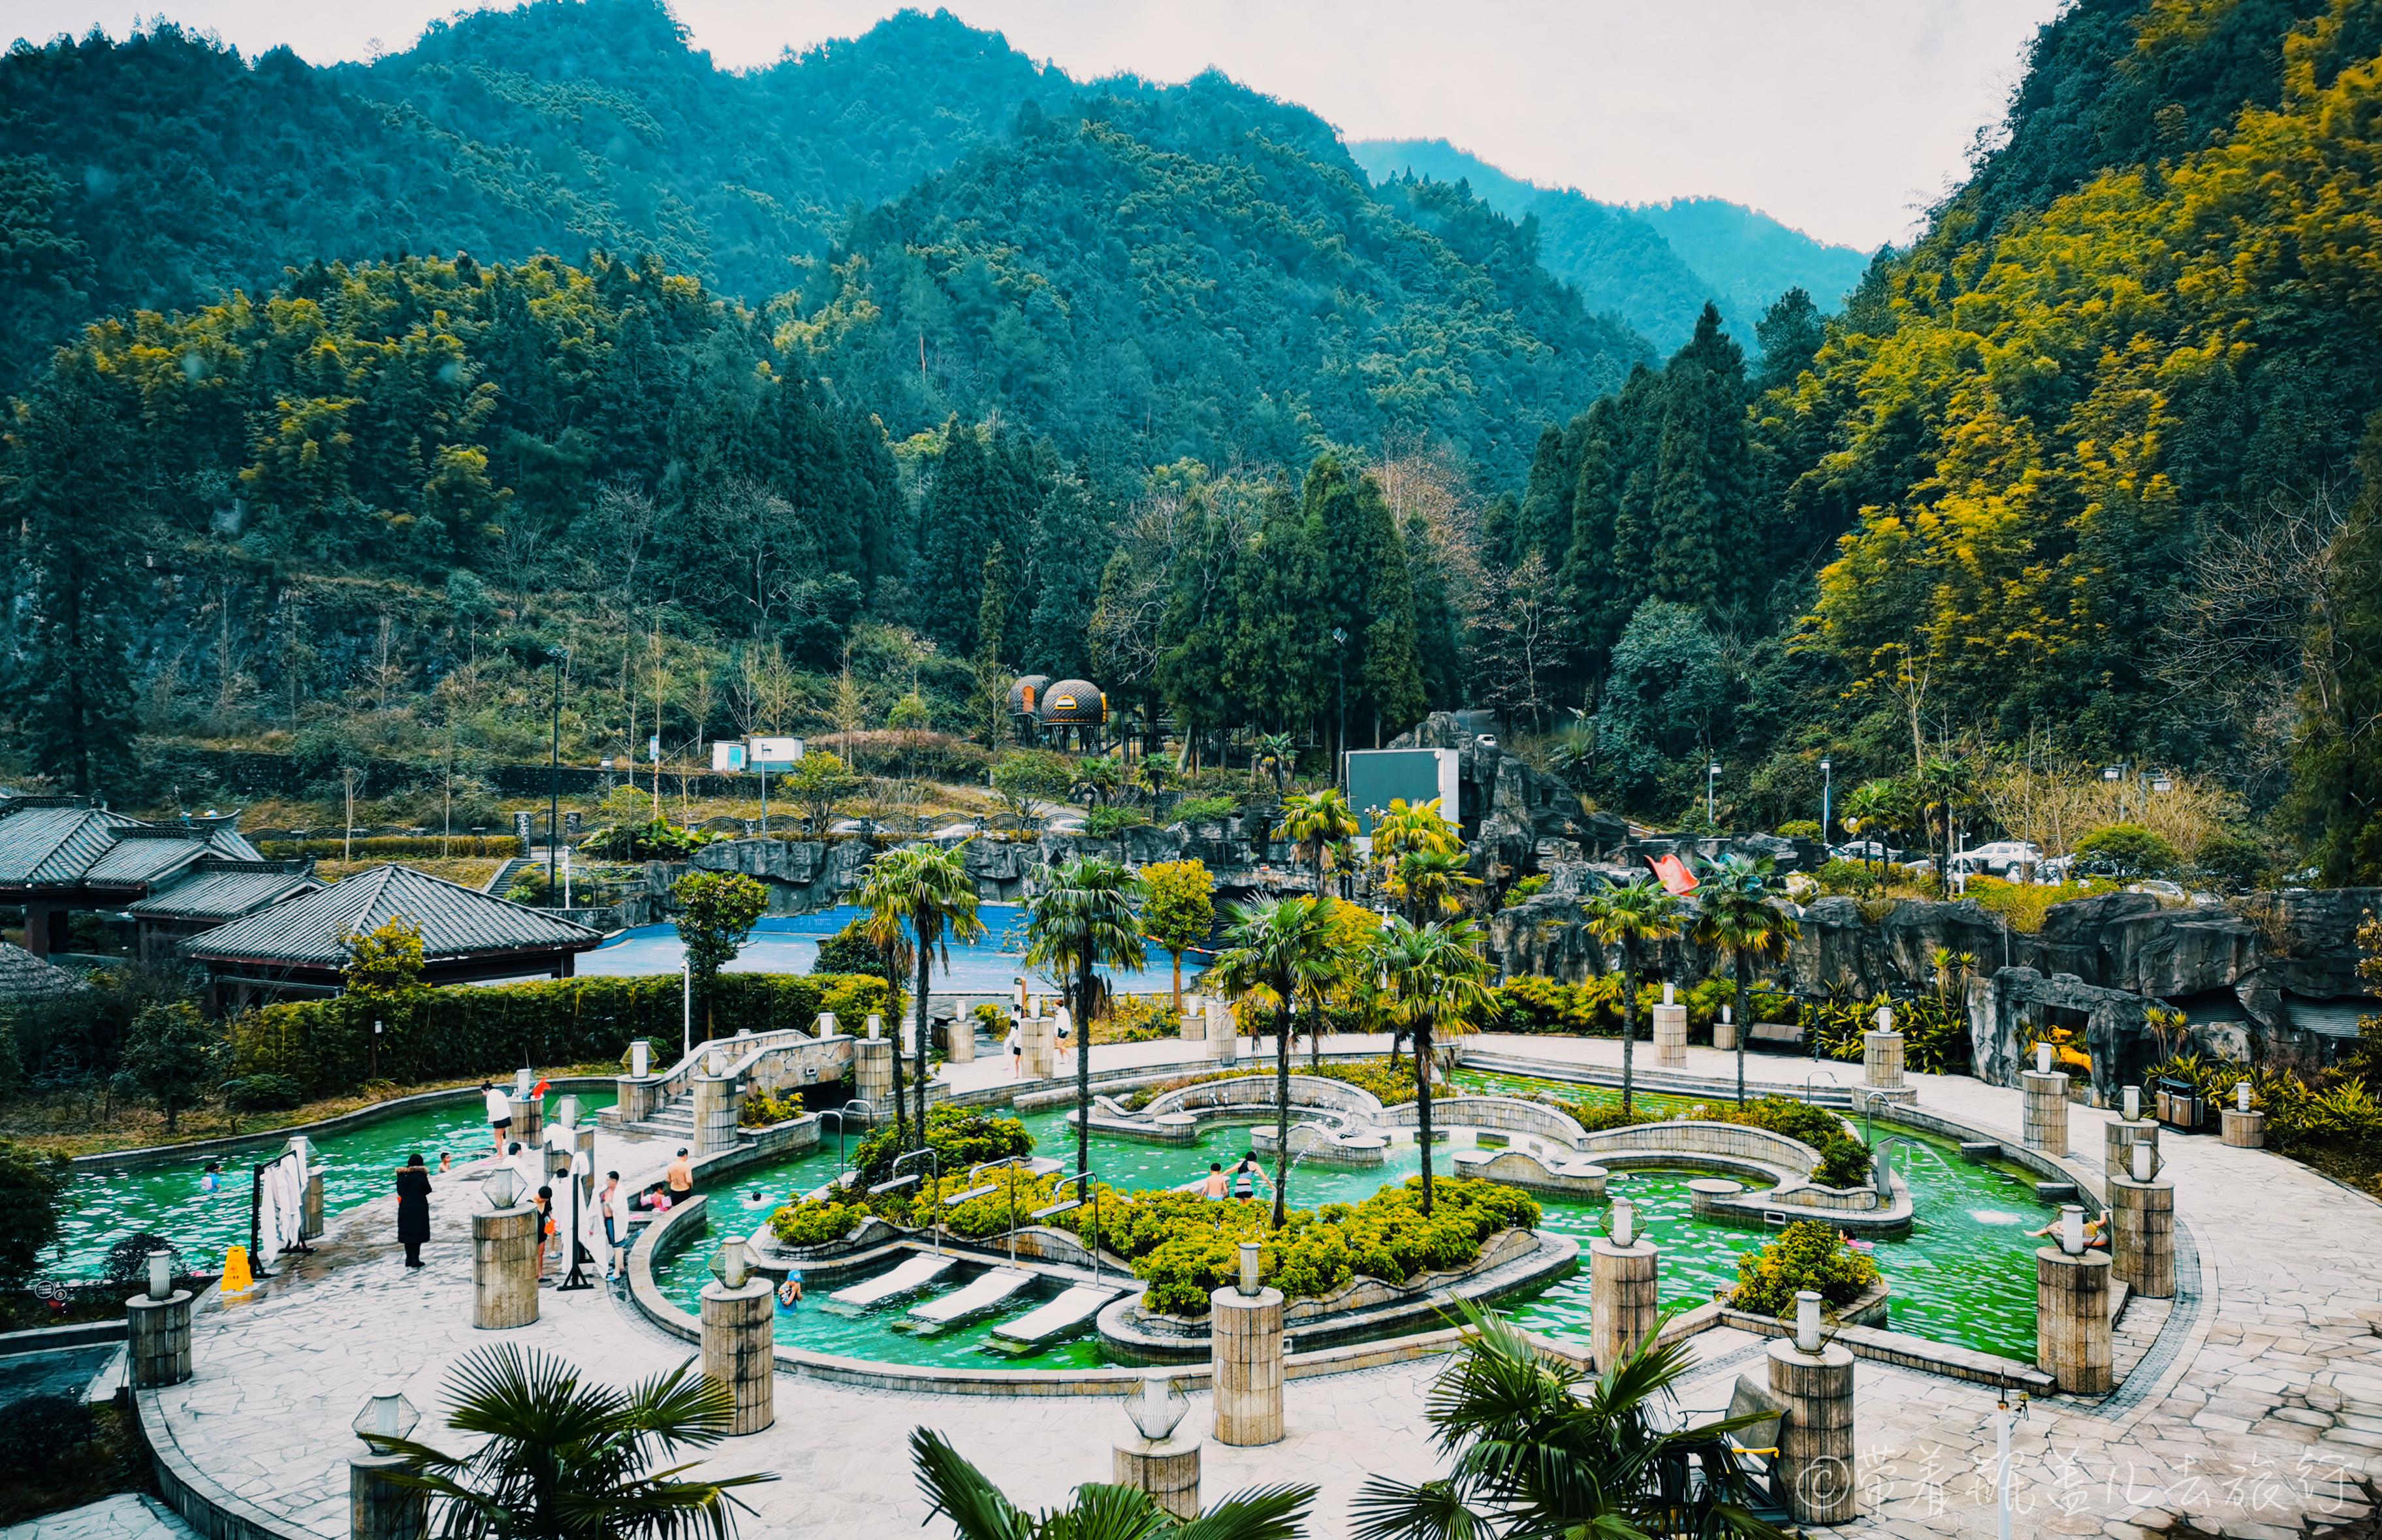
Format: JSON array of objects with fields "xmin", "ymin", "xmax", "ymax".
[
  {"xmin": 473, "ymin": 1207, "xmax": 541, "ymax": 1329},
  {"xmin": 1651, "ymin": 1001, "xmax": 1688, "ymax": 1069},
  {"xmin": 1020, "ymin": 1014, "xmax": 1058, "ymax": 1078},
  {"xmin": 853, "ymin": 1035, "xmax": 895, "ymax": 1107},
  {"xmin": 691, "ymin": 1073, "xmax": 738, "ymax": 1157},
  {"xmin": 616, "ymin": 1075, "xmax": 658, "ymax": 1124},
  {"xmin": 1180, "ymin": 1004, "xmax": 1205, "ymax": 1043},
  {"xmin": 700, "ymin": 1278, "xmax": 776, "ymax": 1435},
  {"xmin": 2104, "ymin": 1118, "xmax": 2159, "ymax": 1179},
  {"xmin": 302, "ymin": 1172, "xmax": 326, "ymax": 1240},
  {"xmin": 2021, "ymin": 1069, "xmax": 2070, "ymax": 1155},
  {"xmin": 509, "ymin": 1093, "xmax": 543, "ymax": 1148},
  {"xmin": 2107, "ymin": 1174, "xmax": 2175, "ymax": 1298},
  {"xmin": 945, "ymin": 1013, "xmax": 976, "ymax": 1063},
  {"xmin": 1588, "ymin": 1238, "xmax": 1659, "ymax": 1372},
  {"xmin": 2221, "ymin": 1108, "xmax": 2266, "ymax": 1148},
  {"xmin": 2035, "ymin": 1247, "xmax": 2112, "ymax": 1394},
  {"xmin": 1209, "ymin": 1285, "xmax": 1285, "ymax": 1447},
  {"xmin": 1712, "ymin": 1013, "xmax": 1736, "ymax": 1053},
  {"xmin": 349, "ymin": 1453, "xmax": 427, "ymax": 1540},
  {"xmin": 1207, "ymin": 999, "xmax": 1238, "ymax": 1063},
  {"xmin": 1114, "ymin": 1439, "xmax": 1201, "ymax": 1520},
  {"xmin": 125, "ymin": 1291, "xmax": 193, "ymax": 1389},
  {"xmin": 1768, "ymin": 1337, "xmax": 1858, "ymax": 1526},
  {"xmin": 1862, "ymin": 1030, "xmax": 1905, "ymax": 1091}
]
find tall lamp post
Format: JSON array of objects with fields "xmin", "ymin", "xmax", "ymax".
[
  {"xmin": 1820, "ymin": 757, "xmax": 1833, "ymax": 845},
  {"xmin": 507, "ymin": 636, "xmax": 569, "ymax": 901},
  {"xmin": 2102, "ymin": 762, "xmax": 2127, "ymax": 823},
  {"xmin": 1331, "ymin": 627, "xmax": 1348, "ymax": 786},
  {"xmin": 1706, "ymin": 759, "xmax": 1721, "ymax": 826}
]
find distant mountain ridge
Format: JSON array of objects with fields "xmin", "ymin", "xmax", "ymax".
[{"xmin": 1349, "ymin": 138, "xmax": 1872, "ymax": 350}]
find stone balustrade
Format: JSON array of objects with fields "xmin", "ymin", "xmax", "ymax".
[{"xmin": 1380, "ymin": 1094, "xmax": 1588, "ymax": 1148}]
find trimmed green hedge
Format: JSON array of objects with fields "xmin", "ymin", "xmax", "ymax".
[
  {"xmin": 255, "ymin": 835, "xmax": 524, "ymax": 860},
  {"xmin": 228, "ymin": 971, "xmax": 892, "ymax": 1095},
  {"xmin": 1732, "ymin": 1219, "xmax": 1881, "ymax": 1315}
]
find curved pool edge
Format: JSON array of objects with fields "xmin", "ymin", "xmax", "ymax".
[{"xmin": 69, "ymin": 1075, "xmax": 620, "ymax": 1172}]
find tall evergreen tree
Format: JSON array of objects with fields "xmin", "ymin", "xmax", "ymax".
[
  {"xmin": 1023, "ymin": 472, "xmax": 1102, "ymax": 678},
  {"xmin": 5, "ymin": 353, "xmax": 137, "ymax": 795},
  {"xmin": 1752, "ymin": 287, "xmax": 1826, "ymax": 396},
  {"xmin": 1405, "ymin": 510, "xmax": 1465, "ymax": 710},
  {"xmin": 1230, "ymin": 483, "xmax": 1329, "ymax": 730},
  {"xmin": 2292, "ymin": 413, "xmax": 2382, "ymax": 883},
  {"xmin": 914, "ymin": 421, "xmax": 991, "ymax": 653},
  {"xmin": 1647, "ymin": 304, "xmax": 1751, "ymax": 609}
]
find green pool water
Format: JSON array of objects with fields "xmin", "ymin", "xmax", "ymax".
[
  {"xmin": 658, "ymin": 1082, "xmax": 2057, "ymax": 1370},
  {"xmin": 48, "ymin": 1090, "xmax": 615, "ymax": 1278}
]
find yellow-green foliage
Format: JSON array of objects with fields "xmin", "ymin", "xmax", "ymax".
[
  {"xmin": 1732, "ymin": 1220, "xmax": 1882, "ymax": 1317},
  {"xmin": 1963, "ymin": 877, "xmax": 2110, "ymax": 934},
  {"xmin": 769, "ymin": 1198, "xmax": 868, "ymax": 1248},
  {"xmin": 845, "ymin": 1169, "xmax": 1539, "ymax": 1317},
  {"xmin": 1803, "ymin": 1, "xmax": 2382, "ymax": 735},
  {"xmin": 738, "ymin": 1088, "xmax": 803, "ymax": 1127}
]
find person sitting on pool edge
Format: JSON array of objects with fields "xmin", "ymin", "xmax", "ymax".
[{"xmin": 2027, "ymin": 1213, "xmax": 2110, "ymax": 1251}]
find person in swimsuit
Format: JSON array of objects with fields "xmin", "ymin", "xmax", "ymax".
[
  {"xmin": 777, "ymin": 1270, "xmax": 804, "ymax": 1308},
  {"xmin": 1202, "ymin": 1162, "xmax": 1228, "ymax": 1200},
  {"xmin": 483, "ymin": 1082, "xmax": 511, "ymax": 1152},
  {"xmin": 1230, "ymin": 1151, "xmax": 1273, "ymax": 1203}
]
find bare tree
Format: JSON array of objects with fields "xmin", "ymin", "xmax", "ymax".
[{"xmin": 1469, "ymin": 551, "xmax": 1563, "ymax": 732}]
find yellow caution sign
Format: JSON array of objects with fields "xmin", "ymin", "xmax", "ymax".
[{"xmin": 220, "ymin": 1246, "xmax": 254, "ymax": 1295}]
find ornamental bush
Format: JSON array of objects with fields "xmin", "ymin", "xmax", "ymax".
[
  {"xmin": 1731, "ymin": 1219, "xmax": 1881, "ymax": 1316},
  {"xmin": 847, "ymin": 1105, "xmax": 1031, "ymax": 1189},
  {"xmin": 227, "ymin": 971, "xmax": 891, "ymax": 1095},
  {"xmin": 769, "ymin": 1199, "xmax": 867, "ymax": 1248}
]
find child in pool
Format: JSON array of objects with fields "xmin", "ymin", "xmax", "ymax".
[{"xmin": 198, "ymin": 1163, "xmax": 221, "ymax": 1193}]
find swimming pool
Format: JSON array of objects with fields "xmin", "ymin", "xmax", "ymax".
[
  {"xmin": 656, "ymin": 1075, "xmax": 2056, "ymax": 1370},
  {"xmin": 580, "ymin": 904, "xmax": 1204, "ymax": 996},
  {"xmin": 46, "ymin": 1089, "xmax": 616, "ymax": 1279}
]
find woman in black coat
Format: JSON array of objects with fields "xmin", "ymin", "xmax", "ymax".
[{"xmin": 396, "ymin": 1154, "xmax": 433, "ymax": 1268}]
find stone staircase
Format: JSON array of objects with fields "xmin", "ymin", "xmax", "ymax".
[{"xmin": 626, "ymin": 1088, "xmax": 699, "ymax": 1142}]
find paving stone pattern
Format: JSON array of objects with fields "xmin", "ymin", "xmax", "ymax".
[{"xmin": 145, "ymin": 1033, "xmax": 2382, "ymax": 1539}]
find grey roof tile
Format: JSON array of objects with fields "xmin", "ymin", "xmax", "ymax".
[
  {"xmin": 131, "ymin": 863, "xmax": 321, "ymax": 922},
  {"xmin": 180, "ymin": 864, "xmax": 601, "ymax": 968}
]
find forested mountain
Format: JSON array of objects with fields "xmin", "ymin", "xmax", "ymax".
[
  {"xmin": 1349, "ymin": 138, "xmax": 1869, "ymax": 350},
  {"xmin": 0, "ymin": 5, "xmax": 1071, "ymax": 386},
  {"xmin": 1504, "ymin": 0, "xmax": 2382, "ymax": 875}
]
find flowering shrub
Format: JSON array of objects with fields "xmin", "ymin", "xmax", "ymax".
[
  {"xmin": 1731, "ymin": 1220, "xmax": 1881, "ymax": 1316},
  {"xmin": 769, "ymin": 1198, "xmax": 866, "ymax": 1248},
  {"xmin": 739, "ymin": 1088, "xmax": 802, "ymax": 1127}
]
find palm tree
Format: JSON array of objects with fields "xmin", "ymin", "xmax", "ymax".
[
  {"xmin": 1841, "ymin": 777, "xmax": 1910, "ymax": 879},
  {"xmin": 1350, "ymin": 1304, "xmax": 1785, "ymax": 1540},
  {"xmin": 1024, "ymin": 856, "xmax": 1147, "ymax": 1181},
  {"xmin": 1580, "ymin": 875, "xmax": 1684, "ymax": 1118},
  {"xmin": 1205, "ymin": 895, "xmax": 1341, "ymax": 1225},
  {"xmin": 1072, "ymin": 753, "xmax": 1122, "ymax": 809},
  {"xmin": 860, "ymin": 842, "xmax": 986, "ymax": 1151},
  {"xmin": 1377, "ymin": 919, "xmax": 1494, "ymax": 1214},
  {"xmin": 1250, "ymin": 731, "xmax": 1295, "ymax": 795},
  {"xmin": 1370, "ymin": 798, "xmax": 1466, "ymax": 920},
  {"xmin": 383, "ymin": 1345, "xmax": 774, "ymax": 1540},
  {"xmin": 1389, "ymin": 846, "xmax": 1478, "ymax": 925},
  {"xmin": 1913, "ymin": 753, "xmax": 1976, "ymax": 896},
  {"xmin": 1691, "ymin": 856, "xmax": 1800, "ymax": 1104},
  {"xmin": 1280, "ymin": 787, "xmax": 1358, "ymax": 898},
  {"xmin": 912, "ymin": 1428, "xmax": 1313, "ymax": 1539}
]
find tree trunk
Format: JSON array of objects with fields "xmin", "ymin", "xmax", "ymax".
[
  {"xmin": 913, "ymin": 946, "xmax": 932, "ymax": 1150},
  {"xmin": 887, "ymin": 979, "xmax": 910, "ymax": 1151},
  {"xmin": 1075, "ymin": 955, "xmax": 1094, "ymax": 1181},
  {"xmin": 1619, "ymin": 949, "xmax": 1638, "ymax": 1118},
  {"xmin": 1416, "ymin": 1017, "xmax": 1434, "ymax": 1215},
  {"xmin": 1273, "ymin": 995, "xmax": 1293, "ymax": 1227},
  {"xmin": 1734, "ymin": 948, "xmax": 1752, "ymax": 1104},
  {"xmin": 1170, "ymin": 951, "xmax": 1183, "ymax": 1013}
]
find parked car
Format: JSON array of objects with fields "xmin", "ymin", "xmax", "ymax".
[
  {"xmin": 1950, "ymin": 840, "xmax": 2042, "ymax": 876},
  {"xmin": 1831, "ymin": 840, "xmax": 1893, "ymax": 862}
]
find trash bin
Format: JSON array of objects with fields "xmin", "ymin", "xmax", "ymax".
[{"xmin": 2157, "ymin": 1076, "xmax": 2202, "ymax": 1133}]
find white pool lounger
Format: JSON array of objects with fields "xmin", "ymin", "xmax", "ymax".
[
  {"xmin": 827, "ymin": 1253, "xmax": 955, "ymax": 1308},
  {"xmin": 907, "ymin": 1266, "xmax": 1035, "ymax": 1326},
  {"xmin": 989, "ymin": 1284, "xmax": 1120, "ymax": 1345}
]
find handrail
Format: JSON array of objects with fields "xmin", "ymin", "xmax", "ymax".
[{"xmin": 628, "ymin": 1020, "xmax": 848, "ymax": 1103}]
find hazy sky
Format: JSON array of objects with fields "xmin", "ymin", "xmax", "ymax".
[{"xmin": 6, "ymin": 1, "xmax": 2065, "ymax": 250}]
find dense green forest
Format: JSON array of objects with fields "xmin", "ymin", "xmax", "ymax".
[
  {"xmin": 8, "ymin": 0, "xmax": 2382, "ymax": 881},
  {"xmin": 1349, "ymin": 138, "xmax": 1872, "ymax": 351}
]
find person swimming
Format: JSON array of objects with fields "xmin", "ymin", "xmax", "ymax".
[
  {"xmin": 777, "ymin": 1269, "xmax": 804, "ymax": 1308},
  {"xmin": 198, "ymin": 1162, "xmax": 222, "ymax": 1193},
  {"xmin": 741, "ymin": 1188, "xmax": 769, "ymax": 1210}
]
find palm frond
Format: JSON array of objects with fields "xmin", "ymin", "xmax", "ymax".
[
  {"xmin": 1348, "ymin": 1475, "xmax": 1486, "ymax": 1540},
  {"xmin": 1169, "ymin": 1483, "xmax": 1319, "ymax": 1540},
  {"xmin": 910, "ymin": 1428, "xmax": 1036, "ymax": 1540}
]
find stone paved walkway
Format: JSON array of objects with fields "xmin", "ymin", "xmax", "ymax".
[
  {"xmin": 140, "ymin": 1037, "xmax": 2382, "ymax": 1539},
  {"xmin": 1, "ymin": 1496, "xmax": 197, "ymax": 1540}
]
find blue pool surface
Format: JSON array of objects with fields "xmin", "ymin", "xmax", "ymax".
[{"xmin": 580, "ymin": 904, "xmax": 1204, "ymax": 995}]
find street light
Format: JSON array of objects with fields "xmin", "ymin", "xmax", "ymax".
[
  {"xmin": 1819, "ymin": 757, "xmax": 1833, "ymax": 844},
  {"xmin": 1331, "ymin": 627, "xmax": 1349, "ymax": 784},
  {"xmin": 1706, "ymin": 760, "xmax": 1721, "ymax": 825}
]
